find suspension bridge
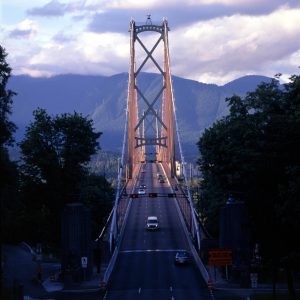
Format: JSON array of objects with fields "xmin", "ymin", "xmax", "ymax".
[{"xmin": 100, "ymin": 17, "xmax": 212, "ymax": 300}]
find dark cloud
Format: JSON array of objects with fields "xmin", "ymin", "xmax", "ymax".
[
  {"xmin": 27, "ymin": 0, "xmax": 88, "ymax": 17},
  {"xmin": 27, "ymin": 0, "xmax": 68, "ymax": 17},
  {"xmin": 52, "ymin": 31, "xmax": 76, "ymax": 43},
  {"xmin": 87, "ymin": 0, "xmax": 300, "ymax": 33},
  {"xmin": 25, "ymin": 0, "xmax": 300, "ymax": 27},
  {"xmin": 9, "ymin": 28, "xmax": 33, "ymax": 39},
  {"xmin": 86, "ymin": 6, "xmax": 223, "ymax": 33},
  {"xmin": 72, "ymin": 14, "xmax": 88, "ymax": 22}
]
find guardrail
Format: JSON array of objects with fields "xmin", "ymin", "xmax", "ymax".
[
  {"xmin": 103, "ymin": 164, "xmax": 142, "ymax": 283},
  {"xmin": 95, "ymin": 209, "xmax": 114, "ymax": 242},
  {"xmin": 162, "ymin": 167, "xmax": 210, "ymax": 284},
  {"xmin": 172, "ymin": 179, "xmax": 210, "ymax": 284},
  {"xmin": 95, "ymin": 182, "xmax": 128, "ymax": 242},
  {"xmin": 173, "ymin": 176, "xmax": 211, "ymax": 239}
]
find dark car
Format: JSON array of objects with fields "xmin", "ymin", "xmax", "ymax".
[{"xmin": 174, "ymin": 250, "xmax": 191, "ymax": 265}]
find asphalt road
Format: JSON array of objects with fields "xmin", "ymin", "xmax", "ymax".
[{"xmin": 106, "ymin": 162, "xmax": 211, "ymax": 300}]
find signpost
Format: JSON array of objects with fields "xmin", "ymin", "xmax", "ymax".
[
  {"xmin": 208, "ymin": 248, "xmax": 232, "ymax": 281},
  {"xmin": 81, "ymin": 256, "xmax": 88, "ymax": 268},
  {"xmin": 208, "ymin": 248, "xmax": 232, "ymax": 266},
  {"xmin": 250, "ymin": 273, "xmax": 258, "ymax": 288},
  {"xmin": 81, "ymin": 256, "xmax": 88, "ymax": 281}
]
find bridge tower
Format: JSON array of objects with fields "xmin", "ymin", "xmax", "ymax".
[
  {"xmin": 110, "ymin": 17, "xmax": 201, "ymax": 253},
  {"xmin": 127, "ymin": 16, "xmax": 176, "ymax": 178}
]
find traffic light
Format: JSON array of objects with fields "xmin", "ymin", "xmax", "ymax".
[{"xmin": 149, "ymin": 193, "xmax": 157, "ymax": 198}]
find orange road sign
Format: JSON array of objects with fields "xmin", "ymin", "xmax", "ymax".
[{"xmin": 208, "ymin": 248, "xmax": 232, "ymax": 266}]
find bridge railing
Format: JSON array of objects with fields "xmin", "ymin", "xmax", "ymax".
[
  {"xmin": 103, "ymin": 163, "xmax": 142, "ymax": 283},
  {"xmin": 161, "ymin": 164, "xmax": 210, "ymax": 284},
  {"xmin": 173, "ymin": 177, "xmax": 211, "ymax": 240}
]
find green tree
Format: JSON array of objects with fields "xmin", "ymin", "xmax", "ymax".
[
  {"xmin": 80, "ymin": 173, "xmax": 114, "ymax": 238},
  {"xmin": 0, "ymin": 45, "xmax": 20, "ymax": 243},
  {"xmin": 0, "ymin": 45, "xmax": 16, "ymax": 149},
  {"xmin": 198, "ymin": 74, "xmax": 300, "ymax": 298},
  {"xmin": 20, "ymin": 109, "xmax": 102, "ymax": 200},
  {"xmin": 19, "ymin": 108, "xmax": 102, "ymax": 244}
]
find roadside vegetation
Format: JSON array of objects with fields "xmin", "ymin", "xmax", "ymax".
[
  {"xmin": 197, "ymin": 72, "xmax": 300, "ymax": 299},
  {"xmin": 0, "ymin": 45, "xmax": 114, "ymax": 250}
]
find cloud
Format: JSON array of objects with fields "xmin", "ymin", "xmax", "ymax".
[
  {"xmin": 7, "ymin": 1, "xmax": 300, "ymax": 85},
  {"xmin": 52, "ymin": 31, "xmax": 76, "ymax": 43},
  {"xmin": 85, "ymin": 0, "xmax": 297, "ymax": 10},
  {"xmin": 8, "ymin": 19, "xmax": 38, "ymax": 39},
  {"xmin": 25, "ymin": 0, "xmax": 300, "ymax": 33},
  {"xmin": 85, "ymin": 0, "xmax": 300, "ymax": 33},
  {"xmin": 168, "ymin": 6, "xmax": 300, "ymax": 84},
  {"xmin": 27, "ymin": 0, "xmax": 71, "ymax": 17},
  {"xmin": 25, "ymin": 0, "xmax": 91, "ymax": 17},
  {"xmin": 9, "ymin": 29, "xmax": 33, "ymax": 39},
  {"xmin": 11, "ymin": 31, "xmax": 129, "ymax": 77}
]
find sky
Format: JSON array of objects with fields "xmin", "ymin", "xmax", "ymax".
[{"xmin": 1, "ymin": 0, "xmax": 300, "ymax": 85}]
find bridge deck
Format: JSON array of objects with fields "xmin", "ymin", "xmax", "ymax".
[{"xmin": 106, "ymin": 163, "xmax": 210, "ymax": 300}]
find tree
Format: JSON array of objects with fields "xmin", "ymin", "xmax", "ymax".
[
  {"xmin": 19, "ymin": 108, "xmax": 102, "ymax": 244},
  {"xmin": 80, "ymin": 173, "xmax": 114, "ymax": 238},
  {"xmin": 198, "ymin": 74, "xmax": 300, "ymax": 298},
  {"xmin": 20, "ymin": 109, "xmax": 102, "ymax": 200},
  {"xmin": 0, "ymin": 45, "xmax": 16, "ymax": 150},
  {"xmin": 0, "ymin": 45, "xmax": 20, "ymax": 243}
]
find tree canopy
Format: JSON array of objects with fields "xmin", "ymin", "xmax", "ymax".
[
  {"xmin": 198, "ymin": 74, "xmax": 300, "ymax": 294},
  {"xmin": 18, "ymin": 109, "xmax": 109, "ymax": 244},
  {"xmin": 0, "ymin": 45, "xmax": 16, "ymax": 150},
  {"xmin": 20, "ymin": 108, "xmax": 102, "ymax": 202},
  {"xmin": 0, "ymin": 45, "xmax": 19, "ymax": 243},
  {"xmin": 1, "ymin": 46, "xmax": 114, "ymax": 248}
]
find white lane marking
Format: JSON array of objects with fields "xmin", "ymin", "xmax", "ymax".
[
  {"xmin": 171, "ymin": 297, "xmax": 175, "ymax": 300},
  {"xmin": 138, "ymin": 287, "xmax": 141, "ymax": 294},
  {"xmin": 120, "ymin": 249, "xmax": 184, "ymax": 253},
  {"xmin": 169, "ymin": 286, "xmax": 173, "ymax": 292}
]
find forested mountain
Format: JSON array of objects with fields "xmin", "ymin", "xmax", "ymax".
[{"xmin": 8, "ymin": 73, "xmax": 271, "ymax": 159}]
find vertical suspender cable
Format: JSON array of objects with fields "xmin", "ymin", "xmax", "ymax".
[
  {"xmin": 109, "ymin": 21, "xmax": 133, "ymax": 252},
  {"xmin": 163, "ymin": 19, "xmax": 201, "ymax": 251}
]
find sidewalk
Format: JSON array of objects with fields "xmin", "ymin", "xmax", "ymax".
[
  {"xmin": 2, "ymin": 243, "xmax": 62, "ymax": 298},
  {"xmin": 206, "ymin": 264, "xmax": 300, "ymax": 299},
  {"xmin": 42, "ymin": 265, "xmax": 108, "ymax": 293},
  {"xmin": 2, "ymin": 243, "xmax": 111, "ymax": 299}
]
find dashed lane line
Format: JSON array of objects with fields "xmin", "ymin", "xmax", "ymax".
[{"xmin": 119, "ymin": 249, "xmax": 185, "ymax": 253}]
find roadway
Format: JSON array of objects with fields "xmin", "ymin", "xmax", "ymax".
[{"xmin": 105, "ymin": 162, "xmax": 211, "ymax": 300}]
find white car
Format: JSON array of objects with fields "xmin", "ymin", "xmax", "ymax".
[
  {"xmin": 138, "ymin": 188, "xmax": 146, "ymax": 195},
  {"xmin": 147, "ymin": 216, "xmax": 159, "ymax": 230}
]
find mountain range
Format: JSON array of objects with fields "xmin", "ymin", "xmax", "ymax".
[{"xmin": 8, "ymin": 72, "xmax": 271, "ymax": 161}]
